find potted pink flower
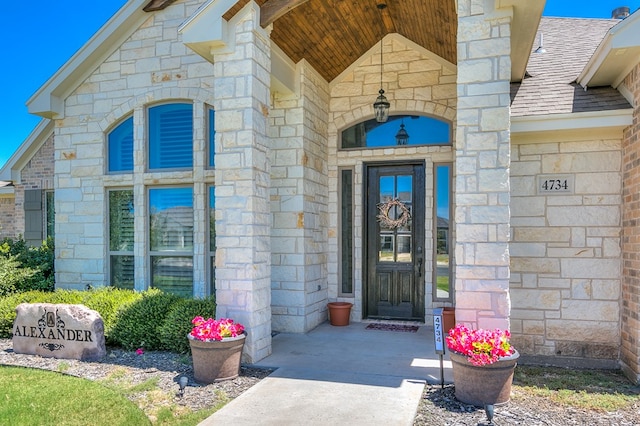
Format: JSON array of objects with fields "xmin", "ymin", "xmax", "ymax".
[
  {"xmin": 446, "ymin": 324, "xmax": 514, "ymax": 366},
  {"xmin": 187, "ymin": 316, "xmax": 246, "ymax": 383},
  {"xmin": 189, "ymin": 316, "xmax": 245, "ymax": 341},
  {"xmin": 446, "ymin": 324, "xmax": 519, "ymax": 406}
]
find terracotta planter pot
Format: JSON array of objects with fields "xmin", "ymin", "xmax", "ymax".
[
  {"xmin": 449, "ymin": 350, "xmax": 519, "ymax": 406},
  {"xmin": 188, "ymin": 333, "xmax": 246, "ymax": 383},
  {"xmin": 442, "ymin": 307, "xmax": 455, "ymax": 334},
  {"xmin": 327, "ymin": 302, "xmax": 353, "ymax": 326}
]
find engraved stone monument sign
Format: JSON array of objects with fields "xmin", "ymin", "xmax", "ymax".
[{"xmin": 13, "ymin": 303, "xmax": 106, "ymax": 361}]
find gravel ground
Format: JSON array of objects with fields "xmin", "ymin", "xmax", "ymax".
[{"xmin": 2, "ymin": 338, "xmax": 639, "ymax": 425}]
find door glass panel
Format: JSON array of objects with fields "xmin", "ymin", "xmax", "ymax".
[
  {"xmin": 379, "ymin": 235, "xmax": 394, "ymax": 262},
  {"xmin": 378, "ymin": 174, "xmax": 413, "ymax": 262},
  {"xmin": 396, "ymin": 235, "xmax": 412, "ymax": 262},
  {"xmin": 435, "ymin": 164, "xmax": 452, "ymax": 301}
]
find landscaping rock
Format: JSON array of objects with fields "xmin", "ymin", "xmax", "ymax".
[{"xmin": 12, "ymin": 303, "xmax": 106, "ymax": 361}]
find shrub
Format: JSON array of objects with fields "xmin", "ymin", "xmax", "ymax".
[
  {"xmin": 158, "ymin": 297, "xmax": 216, "ymax": 353},
  {"xmin": 0, "ymin": 257, "xmax": 38, "ymax": 296},
  {"xmin": 0, "ymin": 237, "xmax": 54, "ymax": 295},
  {"xmin": 0, "ymin": 288, "xmax": 142, "ymax": 340},
  {"xmin": 110, "ymin": 289, "xmax": 183, "ymax": 351},
  {"xmin": 81, "ymin": 288, "xmax": 142, "ymax": 342}
]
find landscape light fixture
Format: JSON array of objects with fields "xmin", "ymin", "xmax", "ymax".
[
  {"xmin": 373, "ymin": 3, "xmax": 390, "ymax": 122},
  {"xmin": 178, "ymin": 376, "xmax": 188, "ymax": 397}
]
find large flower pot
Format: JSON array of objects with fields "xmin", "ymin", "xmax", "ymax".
[
  {"xmin": 188, "ymin": 333, "xmax": 246, "ymax": 383},
  {"xmin": 449, "ymin": 350, "xmax": 519, "ymax": 406},
  {"xmin": 327, "ymin": 302, "xmax": 353, "ymax": 326}
]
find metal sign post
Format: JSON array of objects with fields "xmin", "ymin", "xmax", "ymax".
[{"xmin": 432, "ymin": 308, "xmax": 445, "ymax": 388}]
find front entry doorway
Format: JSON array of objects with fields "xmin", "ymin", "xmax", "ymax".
[{"xmin": 364, "ymin": 162, "xmax": 425, "ymax": 321}]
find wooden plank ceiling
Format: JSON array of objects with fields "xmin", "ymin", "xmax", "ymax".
[{"xmin": 224, "ymin": 0, "xmax": 457, "ymax": 82}]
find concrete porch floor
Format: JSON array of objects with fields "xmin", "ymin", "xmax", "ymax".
[{"xmin": 201, "ymin": 321, "xmax": 453, "ymax": 425}]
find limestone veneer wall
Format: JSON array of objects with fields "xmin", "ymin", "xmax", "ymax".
[
  {"xmin": 270, "ymin": 60, "xmax": 330, "ymax": 333},
  {"xmin": 54, "ymin": 0, "xmax": 216, "ymax": 292},
  {"xmin": 622, "ymin": 62, "xmax": 640, "ymax": 381},
  {"xmin": 55, "ymin": 1, "xmax": 274, "ymax": 362},
  {"xmin": 510, "ymin": 135, "xmax": 622, "ymax": 363},
  {"xmin": 327, "ymin": 34, "xmax": 456, "ymax": 321}
]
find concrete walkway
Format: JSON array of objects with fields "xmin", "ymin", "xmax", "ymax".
[{"xmin": 200, "ymin": 322, "xmax": 453, "ymax": 426}]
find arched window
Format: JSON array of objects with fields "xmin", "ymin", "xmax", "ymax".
[
  {"xmin": 340, "ymin": 114, "xmax": 451, "ymax": 149},
  {"xmin": 107, "ymin": 115, "xmax": 133, "ymax": 173}
]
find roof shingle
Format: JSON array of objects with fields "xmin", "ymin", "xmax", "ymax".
[{"xmin": 510, "ymin": 17, "xmax": 631, "ymax": 117}]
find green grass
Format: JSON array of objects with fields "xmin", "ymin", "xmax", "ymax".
[
  {"xmin": 513, "ymin": 365, "xmax": 640, "ymax": 412},
  {"xmin": 0, "ymin": 365, "xmax": 150, "ymax": 425}
]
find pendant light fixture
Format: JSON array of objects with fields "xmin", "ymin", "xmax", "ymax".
[
  {"xmin": 373, "ymin": 3, "xmax": 390, "ymax": 123},
  {"xmin": 395, "ymin": 119, "xmax": 409, "ymax": 145}
]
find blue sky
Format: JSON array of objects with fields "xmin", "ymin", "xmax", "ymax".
[{"xmin": 1, "ymin": 0, "xmax": 639, "ymax": 170}]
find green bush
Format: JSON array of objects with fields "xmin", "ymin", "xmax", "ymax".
[
  {"xmin": 0, "ymin": 237, "xmax": 54, "ymax": 295},
  {"xmin": 0, "ymin": 287, "xmax": 218, "ymax": 354},
  {"xmin": 0, "ymin": 257, "xmax": 38, "ymax": 296},
  {"xmin": 158, "ymin": 297, "xmax": 216, "ymax": 353},
  {"xmin": 0, "ymin": 288, "xmax": 142, "ymax": 340},
  {"xmin": 110, "ymin": 289, "xmax": 183, "ymax": 351},
  {"xmin": 81, "ymin": 288, "xmax": 142, "ymax": 342}
]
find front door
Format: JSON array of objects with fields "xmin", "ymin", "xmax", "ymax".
[{"xmin": 364, "ymin": 163, "xmax": 425, "ymax": 321}]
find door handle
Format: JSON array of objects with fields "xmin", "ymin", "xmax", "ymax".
[{"xmin": 415, "ymin": 258, "xmax": 422, "ymax": 277}]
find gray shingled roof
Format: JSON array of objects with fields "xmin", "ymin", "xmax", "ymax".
[{"xmin": 510, "ymin": 17, "xmax": 632, "ymax": 117}]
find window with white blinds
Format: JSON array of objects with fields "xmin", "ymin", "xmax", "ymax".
[
  {"xmin": 109, "ymin": 189, "xmax": 134, "ymax": 289},
  {"xmin": 149, "ymin": 103, "xmax": 193, "ymax": 170},
  {"xmin": 108, "ymin": 116, "xmax": 134, "ymax": 172}
]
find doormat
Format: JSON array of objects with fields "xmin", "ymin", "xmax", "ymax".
[{"xmin": 365, "ymin": 323, "xmax": 419, "ymax": 333}]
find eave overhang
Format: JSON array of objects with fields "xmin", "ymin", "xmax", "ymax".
[{"xmin": 577, "ymin": 9, "xmax": 640, "ymax": 89}]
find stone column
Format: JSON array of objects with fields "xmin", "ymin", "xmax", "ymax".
[
  {"xmin": 213, "ymin": 4, "xmax": 272, "ymax": 363},
  {"xmin": 455, "ymin": 1, "xmax": 512, "ymax": 330},
  {"xmin": 270, "ymin": 62, "xmax": 329, "ymax": 333}
]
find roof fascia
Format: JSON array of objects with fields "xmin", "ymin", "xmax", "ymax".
[
  {"xmin": 511, "ymin": 109, "xmax": 633, "ymax": 137},
  {"xmin": 493, "ymin": 0, "xmax": 545, "ymax": 82},
  {"xmin": 27, "ymin": 0, "xmax": 149, "ymax": 119},
  {"xmin": 577, "ymin": 10, "xmax": 640, "ymax": 89},
  {"xmin": 178, "ymin": 0, "xmax": 244, "ymax": 62},
  {"xmin": 0, "ymin": 120, "xmax": 54, "ymax": 183}
]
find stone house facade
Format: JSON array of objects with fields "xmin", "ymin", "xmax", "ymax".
[{"xmin": 1, "ymin": 0, "xmax": 639, "ymax": 381}]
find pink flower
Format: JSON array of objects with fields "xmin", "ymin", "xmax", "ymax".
[
  {"xmin": 136, "ymin": 348, "xmax": 144, "ymax": 355},
  {"xmin": 446, "ymin": 324, "xmax": 514, "ymax": 366},
  {"xmin": 189, "ymin": 316, "xmax": 245, "ymax": 342}
]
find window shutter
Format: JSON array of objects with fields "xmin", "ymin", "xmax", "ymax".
[{"xmin": 24, "ymin": 189, "xmax": 43, "ymax": 246}]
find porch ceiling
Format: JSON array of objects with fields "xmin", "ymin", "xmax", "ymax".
[{"xmin": 224, "ymin": 0, "xmax": 457, "ymax": 82}]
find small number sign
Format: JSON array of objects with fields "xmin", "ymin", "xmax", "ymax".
[
  {"xmin": 537, "ymin": 175, "xmax": 573, "ymax": 194},
  {"xmin": 433, "ymin": 308, "xmax": 445, "ymax": 354}
]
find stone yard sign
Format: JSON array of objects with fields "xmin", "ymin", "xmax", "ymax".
[{"xmin": 13, "ymin": 303, "xmax": 106, "ymax": 361}]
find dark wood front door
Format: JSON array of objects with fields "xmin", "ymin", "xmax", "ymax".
[{"xmin": 364, "ymin": 163, "xmax": 425, "ymax": 321}]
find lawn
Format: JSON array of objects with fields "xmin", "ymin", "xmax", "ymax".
[{"xmin": 0, "ymin": 365, "xmax": 150, "ymax": 425}]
